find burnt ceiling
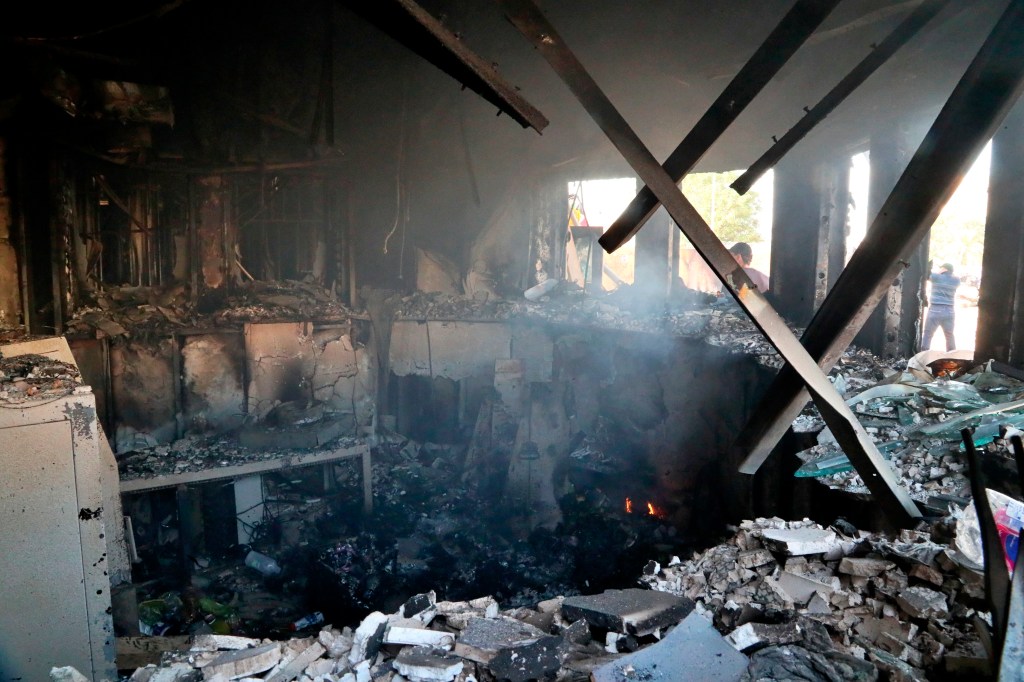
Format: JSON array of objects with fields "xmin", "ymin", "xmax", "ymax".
[{"xmin": 0, "ymin": 0, "xmax": 1010, "ymax": 173}]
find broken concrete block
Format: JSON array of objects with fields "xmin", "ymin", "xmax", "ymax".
[
  {"xmin": 561, "ymin": 589, "xmax": 694, "ymax": 636},
  {"xmin": 354, "ymin": 660, "xmax": 371, "ymax": 682},
  {"xmin": 319, "ymin": 627, "xmax": 354, "ymax": 659},
  {"xmin": 561, "ymin": 618, "xmax": 591, "ymax": 645},
  {"xmin": 385, "ymin": 624, "xmax": 456, "ymax": 649},
  {"xmin": 506, "ymin": 607, "xmax": 554, "ymax": 633},
  {"xmin": 191, "ymin": 635, "xmax": 262, "ymax": 652},
  {"xmin": 392, "ymin": 647, "xmax": 463, "ymax": 681},
  {"xmin": 895, "ymin": 586, "xmax": 948, "ymax": 619},
  {"xmin": 838, "ymin": 557, "xmax": 895, "ymax": 577},
  {"xmin": 265, "ymin": 642, "xmax": 326, "ymax": 682},
  {"xmin": 50, "ymin": 667, "xmax": 90, "ymax": 682},
  {"xmin": 592, "ymin": 612, "xmax": 747, "ymax": 682},
  {"xmin": 349, "ymin": 612, "xmax": 389, "ymax": 665},
  {"xmin": 725, "ymin": 622, "xmax": 803, "ymax": 652},
  {"xmin": 908, "ymin": 564, "xmax": 944, "ymax": 587},
  {"xmin": 774, "ymin": 571, "xmax": 837, "ymax": 603},
  {"xmin": 150, "ymin": 666, "xmax": 201, "ymax": 682},
  {"xmin": 303, "ymin": 658, "xmax": 336, "ymax": 678},
  {"xmin": 454, "ymin": 616, "xmax": 549, "ymax": 663},
  {"xmin": 761, "ymin": 528, "xmax": 839, "ymax": 556},
  {"xmin": 737, "ymin": 549, "xmax": 775, "ymax": 569},
  {"xmin": 203, "ymin": 643, "xmax": 282, "ymax": 680},
  {"xmin": 435, "ymin": 598, "xmax": 499, "ymax": 629},
  {"xmin": 487, "ymin": 633, "xmax": 563, "ymax": 682},
  {"xmin": 805, "ymin": 593, "xmax": 831, "ymax": 615},
  {"xmin": 400, "ymin": 592, "xmax": 437, "ymax": 621},
  {"xmin": 536, "ymin": 596, "xmax": 563, "ymax": 614}
]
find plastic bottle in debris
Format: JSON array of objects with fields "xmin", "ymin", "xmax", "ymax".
[
  {"xmin": 244, "ymin": 549, "xmax": 282, "ymax": 576},
  {"xmin": 290, "ymin": 611, "xmax": 325, "ymax": 631}
]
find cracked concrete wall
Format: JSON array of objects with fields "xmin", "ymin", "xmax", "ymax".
[
  {"xmin": 110, "ymin": 339, "xmax": 178, "ymax": 451},
  {"xmin": 182, "ymin": 334, "xmax": 246, "ymax": 433},
  {"xmin": 245, "ymin": 322, "xmax": 373, "ymax": 430},
  {"xmin": 311, "ymin": 328, "xmax": 375, "ymax": 431}
]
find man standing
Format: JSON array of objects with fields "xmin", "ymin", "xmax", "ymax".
[
  {"xmin": 728, "ymin": 242, "xmax": 770, "ymax": 293},
  {"xmin": 921, "ymin": 262, "xmax": 960, "ymax": 351}
]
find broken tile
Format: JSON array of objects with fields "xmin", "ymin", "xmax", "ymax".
[
  {"xmin": 591, "ymin": 612, "xmax": 747, "ymax": 682},
  {"xmin": 191, "ymin": 635, "xmax": 262, "ymax": 652},
  {"xmin": 453, "ymin": 616, "xmax": 549, "ymax": 664},
  {"xmin": 385, "ymin": 623, "xmax": 456, "ymax": 649},
  {"xmin": 202, "ymin": 643, "xmax": 281, "ymax": 680},
  {"xmin": 487, "ymin": 633, "xmax": 563, "ymax": 682},
  {"xmin": 725, "ymin": 622, "xmax": 803, "ymax": 652},
  {"xmin": 265, "ymin": 642, "xmax": 326, "ymax": 682},
  {"xmin": 908, "ymin": 564, "xmax": 944, "ymax": 587},
  {"xmin": 349, "ymin": 612, "xmax": 389, "ymax": 665},
  {"xmin": 392, "ymin": 647, "xmax": 463, "ymax": 682},
  {"xmin": 838, "ymin": 557, "xmax": 895, "ymax": 577},
  {"xmin": 561, "ymin": 589, "xmax": 694, "ymax": 636},
  {"xmin": 895, "ymin": 586, "xmax": 948, "ymax": 619},
  {"xmin": 761, "ymin": 528, "xmax": 839, "ymax": 556}
]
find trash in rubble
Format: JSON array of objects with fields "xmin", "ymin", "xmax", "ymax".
[
  {"xmin": 523, "ymin": 277, "xmax": 559, "ymax": 301},
  {"xmin": 291, "ymin": 611, "xmax": 325, "ymax": 631},
  {"xmin": 245, "ymin": 550, "xmax": 282, "ymax": 576},
  {"xmin": 0, "ymin": 353, "xmax": 82, "ymax": 403},
  {"xmin": 955, "ymin": 487, "xmax": 1024, "ymax": 571}
]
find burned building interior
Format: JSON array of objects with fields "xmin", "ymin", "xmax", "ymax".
[{"xmin": 9, "ymin": 0, "xmax": 1024, "ymax": 680}]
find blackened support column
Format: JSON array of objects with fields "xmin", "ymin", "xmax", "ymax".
[
  {"xmin": 815, "ymin": 157, "xmax": 851, "ymax": 308},
  {"xmin": 770, "ymin": 154, "xmax": 822, "ymax": 326},
  {"xmin": 977, "ymin": 102, "xmax": 1024, "ymax": 364}
]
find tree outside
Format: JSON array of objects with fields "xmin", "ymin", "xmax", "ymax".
[{"xmin": 680, "ymin": 170, "xmax": 763, "ymax": 244}]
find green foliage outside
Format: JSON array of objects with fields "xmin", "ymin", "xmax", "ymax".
[
  {"xmin": 680, "ymin": 170, "xmax": 763, "ymax": 244},
  {"xmin": 928, "ymin": 214, "xmax": 984, "ymax": 281}
]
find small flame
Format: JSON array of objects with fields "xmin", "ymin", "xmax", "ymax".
[
  {"xmin": 625, "ymin": 497, "xmax": 633, "ymax": 514},
  {"xmin": 647, "ymin": 502, "xmax": 656, "ymax": 516}
]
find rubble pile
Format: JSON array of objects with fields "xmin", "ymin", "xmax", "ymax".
[
  {"xmin": 0, "ymin": 352, "xmax": 82, "ymax": 403},
  {"xmin": 641, "ymin": 516, "xmax": 991, "ymax": 680},
  {"xmin": 89, "ymin": 513, "xmax": 995, "ymax": 682},
  {"xmin": 793, "ymin": 354, "xmax": 1024, "ymax": 503},
  {"xmin": 66, "ymin": 279, "xmax": 356, "ymax": 338}
]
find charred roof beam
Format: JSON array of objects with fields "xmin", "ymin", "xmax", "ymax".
[{"xmin": 339, "ymin": 0, "xmax": 548, "ymax": 133}]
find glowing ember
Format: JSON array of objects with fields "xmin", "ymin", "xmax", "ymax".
[
  {"xmin": 647, "ymin": 502, "xmax": 656, "ymax": 516},
  {"xmin": 625, "ymin": 497, "xmax": 633, "ymax": 514}
]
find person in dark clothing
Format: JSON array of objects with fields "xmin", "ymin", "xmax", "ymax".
[{"xmin": 920, "ymin": 262, "xmax": 960, "ymax": 351}]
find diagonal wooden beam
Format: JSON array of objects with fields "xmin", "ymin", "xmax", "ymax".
[
  {"xmin": 499, "ymin": 0, "xmax": 921, "ymax": 525},
  {"xmin": 736, "ymin": 0, "xmax": 1024, "ymax": 475},
  {"xmin": 340, "ymin": 0, "xmax": 549, "ymax": 132},
  {"xmin": 597, "ymin": 0, "xmax": 842, "ymax": 254},
  {"xmin": 731, "ymin": 0, "xmax": 951, "ymax": 196}
]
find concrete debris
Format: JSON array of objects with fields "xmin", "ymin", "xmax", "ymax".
[
  {"xmin": 640, "ymin": 516, "xmax": 988, "ymax": 681},
  {"xmin": 49, "ymin": 667, "xmax": 91, "ymax": 682},
  {"xmin": 591, "ymin": 612, "xmax": 748, "ymax": 682},
  {"xmin": 761, "ymin": 527, "xmax": 840, "ymax": 556},
  {"xmin": 109, "ymin": 506, "xmax": 989, "ymax": 682},
  {"xmin": 202, "ymin": 643, "xmax": 282, "ymax": 679},
  {"xmin": 392, "ymin": 647, "xmax": 463, "ymax": 682},
  {"xmin": 561, "ymin": 588, "xmax": 694, "ymax": 636}
]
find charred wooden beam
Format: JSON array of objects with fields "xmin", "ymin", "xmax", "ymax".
[
  {"xmin": 500, "ymin": 0, "xmax": 922, "ymax": 525},
  {"xmin": 737, "ymin": 0, "xmax": 1024, "ymax": 475},
  {"xmin": 339, "ymin": 0, "xmax": 548, "ymax": 132},
  {"xmin": 731, "ymin": 0, "xmax": 950, "ymax": 196},
  {"xmin": 597, "ymin": 0, "xmax": 842, "ymax": 254},
  {"xmin": 976, "ymin": 102, "xmax": 1024, "ymax": 365}
]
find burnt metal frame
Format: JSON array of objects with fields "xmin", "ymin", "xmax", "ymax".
[
  {"xmin": 736, "ymin": 0, "xmax": 1024, "ymax": 476},
  {"xmin": 339, "ymin": 0, "xmax": 549, "ymax": 133},
  {"xmin": 596, "ymin": 0, "xmax": 842, "ymax": 254},
  {"xmin": 730, "ymin": 0, "xmax": 950, "ymax": 196},
  {"xmin": 499, "ymin": 0, "xmax": 921, "ymax": 524}
]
